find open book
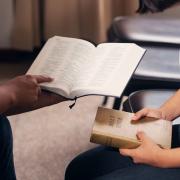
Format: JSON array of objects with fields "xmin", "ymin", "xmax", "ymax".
[
  {"xmin": 27, "ymin": 36, "xmax": 145, "ymax": 100},
  {"xmin": 90, "ymin": 107, "xmax": 172, "ymax": 149}
]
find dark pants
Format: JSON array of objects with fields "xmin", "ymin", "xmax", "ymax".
[
  {"xmin": 65, "ymin": 125, "xmax": 180, "ymax": 180},
  {"xmin": 0, "ymin": 115, "xmax": 16, "ymax": 180}
]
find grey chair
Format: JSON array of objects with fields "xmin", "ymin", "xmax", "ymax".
[{"xmin": 107, "ymin": 16, "xmax": 180, "ymax": 109}]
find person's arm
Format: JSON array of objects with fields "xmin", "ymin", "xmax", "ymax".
[
  {"xmin": 119, "ymin": 132, "xmax": 180, "ymax": 168},
  {"xmin": 159, "ymin": 148, "xmax": 180, "ymax": 168},
  {"xmin": 0, "ymin": 75, "xmax": 66, "ymax": 116},
  {"xmin": 119, "ymin": 89, "xmax": 180, "ymax": 168},
  {"xmin": 132, "ymin": 89, "xmax": 180, "ymax": 121},
  {"xmin": 0, "ymin": 84, "xmax": 14, "ymax": 113},
  {"xmin": 159, "ymin": 89, "xmax": 180, "ymax": 120}
]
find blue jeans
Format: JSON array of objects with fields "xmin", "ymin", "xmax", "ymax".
[
  {"xmin": 65, "ymin": 125, "xmax": 180, "ymax": 180},
  {"xmin": 0, "ymin": 115, "xmax": 16, "ymax": 180}
]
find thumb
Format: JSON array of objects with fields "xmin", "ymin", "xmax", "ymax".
[
  {"xmin": 33, "ymin": 75, "xmax": 54, "ymax": 84},
  {"xmin": 119, "ymin": 149, "xmax": 134, "ymax": 157},
  {"xmin": 132, "ymin": 108, "xmax": 149, "ymax": 121},
  {"xmin": 136, "ymin": 131, "xmax": 148, "ymax": 142}
]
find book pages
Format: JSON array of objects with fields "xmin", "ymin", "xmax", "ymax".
[
  {"xmin": 27, "ymin": 36, "xmax": 145, "ymax": 99},
  {"xmin": 71, "ymin": 43, "xmax": 145, "ymax": 99},
  {"xmin": 27, "ymin": 36, "xmax": 95, "ymax": 98}
]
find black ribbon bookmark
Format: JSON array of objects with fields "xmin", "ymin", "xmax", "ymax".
[{"xmin": 69, "ymin": 97, "xmax": 77, "ymax": 109}]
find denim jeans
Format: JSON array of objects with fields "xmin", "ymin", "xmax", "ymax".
[
  {"xmin": 0, "ymin": 115, "xmax": 16, "ymax": 180},
  {"xmin": 65, "ymin": 125, "xmax": 180, "ymax": 180}
]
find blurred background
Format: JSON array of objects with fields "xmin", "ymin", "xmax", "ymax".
[
  {"xmin": 0, "ymin": 1, "xmax": 139, "ymax": 180},
  {"xmin": 1, "ymin": 0, "xmax": 180, "ymax": 80},
  {"xmin": 0, "ymin": 1, "xmax": 180, "ymax": 180},
  {"xmin": 0, "ymin": 0, "xmax": 140, "ymax": 81},
  {"xmin": 0, "ymin": 0, "xmax": 139, "ymax": 51}
]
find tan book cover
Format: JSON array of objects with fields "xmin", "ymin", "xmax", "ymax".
[{"xmin": 90, "ymin": 107, "xmax": 172, "ymax": 149}]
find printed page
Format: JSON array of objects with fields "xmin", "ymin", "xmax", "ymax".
[
  {"xmin": 92, "ymin": 107, "xmax": 172, "ymax": 148},
  {"xmin": 71, "ymin": 43, "xmax": 145, "ymax": 98},
  {"xmin": 27, "ymin": 36, "xmax": 95, "ymax": 98}
]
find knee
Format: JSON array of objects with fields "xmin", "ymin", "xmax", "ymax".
[
  {"xmin": 0, "ymin": 115, "xmax": 13, "ymax": 153},
  {"xmin": 65, "ymin": 152, "xmax": 89, "ymax": 180},
  {"xmin": 65, "ymin": 147, "xmax": 108, "ymax": 180},
  {"xmin": 65, "ymin": 157, "xmax": 80, "ymax": 180},
  {"xmin": 65, "ymin": 160, "xmax": 73, "ymax": 180}
]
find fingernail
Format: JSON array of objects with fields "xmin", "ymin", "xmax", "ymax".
[
  {"xmin": 44, "ymin": 75, "xmax": 54, "ymax": 80},
  {"xmin": 119, "ymin": 149, "xmax": 126, "ymax": 155},
  {"xmin": 132, "ymin": 115, "xmax": 137, "ymax": 120}
]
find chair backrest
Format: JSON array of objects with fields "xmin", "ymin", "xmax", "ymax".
[
  {"xmin": 108, "ymin": 16, "xmax": 180, "ymax": 47},
  {"xmin": 134, "ymin": 45, "xmax": 180, "ymax": 81},
  {"xmin": 108, "ymin": 16, "xmax": 180, "ymax": 83}
]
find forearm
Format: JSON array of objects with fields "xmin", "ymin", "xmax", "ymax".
[
  {"xmin": 5, "ymin": 90, "xmax": 67, "ymax": 116},
  {"xmin": 0, "ymin": 85, "xmax": 14, "ymax": 114},
  {"xmin": 159, "ymin": 148, "xmax": 180, "ymax": 168},
  {"xmin": 159, "ymin": 89, "xmax": 180, "ymax": 121}
]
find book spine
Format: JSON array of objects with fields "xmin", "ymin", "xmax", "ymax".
[{"xmin": 90, "ymin": 132, "xmax": 141, "ymax": 149}]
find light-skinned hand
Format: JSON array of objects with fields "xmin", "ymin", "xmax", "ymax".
[
  {"xmin": 131, "ymin": 108, "xmax": 166, "ymax": 121},
  {"xmin": 119, "ymin": 131, "xmax": 165, "ymax": 167}
]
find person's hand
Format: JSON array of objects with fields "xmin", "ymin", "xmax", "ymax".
[
  {"xmin": 119, "ymin": 131, "xmax": 164, "ymax": 167},
  {"xmin": 132, "ymin": 108, "xmax": 167, "ymax": 121},
  {"xmin": 2, "ymin": 75, "xmax": 67, "ymax": 115}
]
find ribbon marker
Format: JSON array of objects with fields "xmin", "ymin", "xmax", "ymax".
[{"xmin": 69, "ymin": 97, "xmax": 77, "ymax": 109}]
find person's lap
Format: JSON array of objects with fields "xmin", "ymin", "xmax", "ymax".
[
  {"xmin": 94, "ymin": 162, "xmax": 180, "ymax": 180},
  {"xmin": 65, "ymin": 125, "xmax": 180, "ymax": 180},
  {"xmin": 0, "ymin": 114, "xmax": 16, "ymax": 180}
]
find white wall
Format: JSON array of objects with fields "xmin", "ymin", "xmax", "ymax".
[{"xmin": 0, "ymin": 0, "xmax": 13, "ymax": 48}]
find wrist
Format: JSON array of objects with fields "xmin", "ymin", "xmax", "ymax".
[
  {"xmin": 0, "ymin": 85, "xmax": 16, "ymax": 110},
  {"xmin": 158, "ymin": 107, "xmax": 174, "ymax": 121},
  {"xmin": 154, "ymin": 148, "xmax": 169, "ymax": 168}
]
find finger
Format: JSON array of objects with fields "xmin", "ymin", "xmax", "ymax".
[
  {"xmin": 133, "ymin": 158, "xmax": 141, "ymax": 164},
  {"xmin": 31, "ymin": 75, "xmax": 53, "ymax": 84},
  {"xmin": 119, "ymin": 149, "xmax": 134, "ymax": 157},
  {"xmin": 136, "ymin": 131, "xmax": 152, "ymax": 144},
  {"xmin": 37, "ymin": 86, "xmax": 42, "ymax": 96},
  {"xmin": 132, "ymin": 108, "xmax": 149, "ymax": 121},
  {"xmin": 136, "ymin": 131, "xmax": 146, "ymax": 141}
]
